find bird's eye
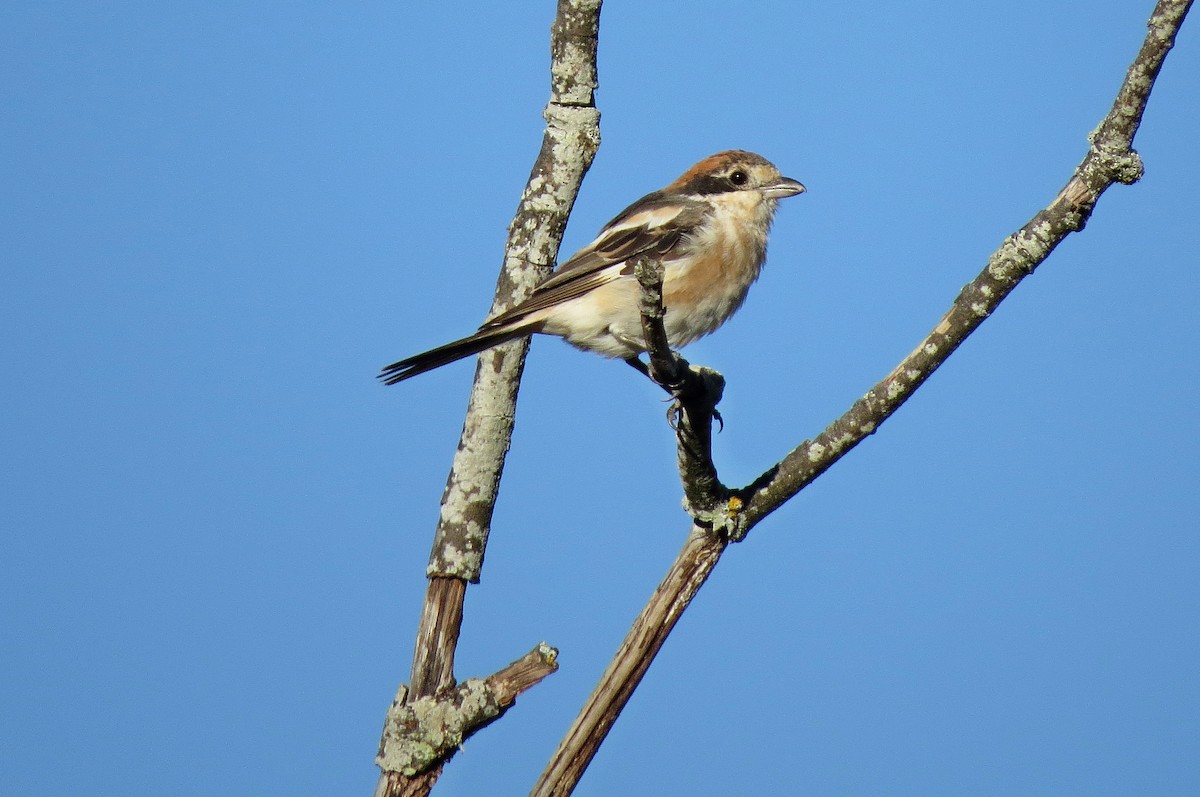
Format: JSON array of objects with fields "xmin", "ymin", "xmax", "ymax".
[{"xmin": 729, "ymin": 170, "xmax": 749, "ymax": 186}]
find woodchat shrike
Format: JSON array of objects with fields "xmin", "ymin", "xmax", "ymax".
[{"xmin": 379, "ymin": 150, "xmax": 805, "ymax": 384}]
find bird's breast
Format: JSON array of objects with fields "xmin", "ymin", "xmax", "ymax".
[{"xmin": 661, "ymin": 199, "xmax": 772, "ymax": 346}]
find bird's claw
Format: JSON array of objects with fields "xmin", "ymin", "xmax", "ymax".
[{"xmin": 665, "ymin": 391, "xmax": 723, "ymax": 432}]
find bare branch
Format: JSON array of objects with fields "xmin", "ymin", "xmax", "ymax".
[
  {"xmin": 530, "ymin": 527, "xmax": 726, "ymax": 797},
  {"xmin": 527, "ymin": 258, "xmax": 739, "ymax": 796},
  {"xmin": 631, "ymin": 254, "xmax": 682, "ymax": 387},
  {"xmin": 632, "ymin": 255, "xmax": 729, "ymax": 519}
]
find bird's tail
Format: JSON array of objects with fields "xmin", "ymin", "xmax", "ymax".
[{"xmin": 378, "ymin": 323, "xmax": 535, "ymax": 385}]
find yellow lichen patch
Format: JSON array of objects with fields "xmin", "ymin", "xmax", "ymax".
[{"xmin": 726, "ymin": 496, "xmax": 745, "ymax": 517}]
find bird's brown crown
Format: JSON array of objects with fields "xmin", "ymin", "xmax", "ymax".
[{"xmin": 667, "ymin": 150, "xmax": 781, "ymax": 196}]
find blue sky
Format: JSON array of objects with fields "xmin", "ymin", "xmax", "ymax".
[{"xmin": 3, "ymin": 2, "xmax": 1198, "ymax": 795}]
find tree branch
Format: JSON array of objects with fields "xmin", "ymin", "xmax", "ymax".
[
  {"xmin": 377, "ymin": 644, "xmax": 559, "ymax": 777},
  {"xmin": 532, "ymin": 2, "xmax": 1192, "ymax": 794},
  {"xmin": 529, "ymin": 526, "xmax": 726, "ymax": 797},
  {"xmin": 735, "ymin": 0, "xmax": 1192, "ymax": 533},
  {"xmin": 632, "ymin": 255, "xmax": 728, "ymax": 520},
  {"xmin": 375, "ymin": 2, "xmax": 602, "ymax": 795}
]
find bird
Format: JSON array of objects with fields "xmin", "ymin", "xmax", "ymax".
[{"xmin": 378, "ymin": 150, "xmax": 805, "ymax": 385}]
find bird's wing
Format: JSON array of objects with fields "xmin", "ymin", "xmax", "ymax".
[{"xmin": 481, "ymin": 193, "xmax": 709, "ymax": 329}]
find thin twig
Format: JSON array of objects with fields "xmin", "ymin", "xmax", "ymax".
[{"xmin": 632, "ymin": 255, "xmax": 728, "ymax": 518}]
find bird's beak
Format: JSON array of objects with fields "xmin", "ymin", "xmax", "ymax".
[{"xmin": 761, "ymin": 177, "xmax": 806, "ymax": 199}]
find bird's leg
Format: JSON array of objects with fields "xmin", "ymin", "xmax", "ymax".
[
  {"xmin": 623, "ymin": 356, "xmax": 652, "ymax": 380},
  {"xmin": 622, "ymin": 351, "xmax": 683, "ymax": 395}
]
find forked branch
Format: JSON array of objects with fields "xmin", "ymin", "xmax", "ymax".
[
  {"xmin": 375, "ymin": 2, "xmax": 602, "ymax": 796},
  {"xmin": 532, "ymin": 2, "xmax": 1193, "ymax": 795}
]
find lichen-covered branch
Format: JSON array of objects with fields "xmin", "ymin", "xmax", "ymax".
[
  {"xmin": 533, "ymin": 3, "xmax": 1192, "ymax": 795},
  {"xmin": 736, "ymin": 0, "xmax": 1192, "ymax": 532},
  {"xmin": 426, "ymin": 0, "xmax": 602, "ymax": 584},
  {"xmin": 378, "ymin": 644, "xmax": 559, "ymax": 776},
  {"xmin": 376, "ymin": 2, "xmax": 602, "ymax": 796}
]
